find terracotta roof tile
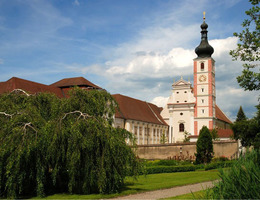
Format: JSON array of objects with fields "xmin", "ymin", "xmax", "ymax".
[
  {"xmin": 112, "ymin": 94, "xmax": 168, "ymax": 126},
  {"xmin": 217, "ymin": 129, "xmax": 234, "ymax": 138},
  {"xmin": 0, "ymin": 77, "xmax": 64, "ymax": 97},
  {"xmin": 50, "ymin": 77, "xmax": 101, "ymax": 89},
  {"xmin": 189, "ymin": 129, "xmax": 233, "ymax": 138},
  {"xmin": 215, "ymin": 105, "xmax": 232, "ymax": 124}
]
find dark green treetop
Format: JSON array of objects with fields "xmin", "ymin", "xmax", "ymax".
[
  {"xmin": 195, "ymin": 126, "xmax": 214, "ymax": 164},
  {"xmin": 236, "ymin": 106, "xmax": 247, "ymax": 122}
]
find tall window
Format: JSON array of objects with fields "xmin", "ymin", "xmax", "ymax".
[
  {"xmin": 179, "ymin": 123, "xmax": 184, "ymax": 132},
  {"xmin": 201, "ymin": 63, "xmax": 204, "ymax": 71}
]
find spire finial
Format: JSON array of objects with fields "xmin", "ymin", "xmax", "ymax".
[
  {"xmin": 181, "ymin": 75, "xmax": 183, "ymax": 80},
  {"xmin": 203, "ymin": 11, "xmax": 206, "ymax": 21}
]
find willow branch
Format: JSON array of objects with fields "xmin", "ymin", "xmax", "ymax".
[
  {"xmin": 0, "ymin": 112, "xmax": 14, "ymax": 118},
  {"xmin": 10, "ymin": 89, "xmax": 30, "ymax": 96},
  {"xmin": 22, "ymin": 122, "xmax": 38, "ymax": 141}
]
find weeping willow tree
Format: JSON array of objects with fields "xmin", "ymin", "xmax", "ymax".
[{"xmin": 0, "ymin": 88, "xmax": 140, "ymax": 198}]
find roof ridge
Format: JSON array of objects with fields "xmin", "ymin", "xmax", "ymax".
[
  {"xmin": 146, "ymin": 102, "xmax": 164, "ymax": 124},
  {"xmin": 216, "ymin": 104, "xmax": 232, "ymax": 123}
]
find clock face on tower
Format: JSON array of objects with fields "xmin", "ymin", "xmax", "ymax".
[{"xmin": 199, "ymin": 75, "xmax": 207, "ymax": 82}]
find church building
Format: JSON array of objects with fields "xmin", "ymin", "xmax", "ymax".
[
  {"xmin": 0, "ymin": 16, "xmax": 233, "ymax": 144},
  {"xmin": 161, "ymin": 16, "xmax": 232, "ymax": 143}
]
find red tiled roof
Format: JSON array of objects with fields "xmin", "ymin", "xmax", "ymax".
[
  {"xmin": 50, "ymin": 77, "xmax": 101, "ymax": 89},
  {"xmin": 215, "ymin": 105, "xmax": 232, "ymax": 124},
  {"xmin": 0, "ymin": 77, "xmax": 64, "ymax": 97},
  {"xmin": 189, "ymin": 129, "xmax": 233, "ymax": 138},
  {"xmin": 217, "ymin": 129, "xmax": 234, "ymax": 138},
  {"xmin": 112, "ymin": 94, "xmax": 168, "ymax": 126}
]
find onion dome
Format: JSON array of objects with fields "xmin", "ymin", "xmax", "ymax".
[{"xmin": 195, "ymin": 13, "xmax": 214, "ymax": 58}]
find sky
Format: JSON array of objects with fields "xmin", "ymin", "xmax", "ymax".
[{"xmin": 0, "ymin": 0, "xmax": 259, "ymax": 121}]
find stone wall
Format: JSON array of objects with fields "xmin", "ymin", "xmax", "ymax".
[{"xmin": 136, "ymin": 140, "xmax": 239, "ymax": 160}]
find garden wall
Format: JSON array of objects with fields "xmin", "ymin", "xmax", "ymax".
[{"xmin": 136, "ymin": 140, "xmax": 239, "ymax": 160}]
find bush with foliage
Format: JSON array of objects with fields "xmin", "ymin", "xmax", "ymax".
[
  {"xmin": 143, "ymin": 165, "xmax": 196, "ymax": 174},
  {"xmin": 0, "ymin": 88, "xmax": 141, "ymax": 198},
  {"xmin": 204, "ymin": 161, "xmax": 234, "ymax": 171},
  {"xmin": 145, "ymin": 159, "xmax": 192, "ymax": 167},
  {"xmin": 232, "ymin": 104, "xmax": 260, "ymax": 147},
  {"xmin": 205, "ymin": 150, "xmax": 260, "ymax": 199},
  {"xmin": 195, "ymin": 126, "xmax": 214, "ymax": 164}
]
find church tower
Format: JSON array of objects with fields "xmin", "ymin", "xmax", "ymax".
[{"xmin": 193, "ymin": 13, "xmax": 216, "ymax": 135}]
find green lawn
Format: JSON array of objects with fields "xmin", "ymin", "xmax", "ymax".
[{"xmin": 33, "ymin": 169, "xmax": 219, "ymax": 199}]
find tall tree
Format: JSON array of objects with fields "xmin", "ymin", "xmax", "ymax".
[
  {"xmin": 230, "ymin": 0, "xmax": 260, "ymax": 91},
  {"xmin": 195, "ymin": 126, "xmax": 214, "ymax": 164},
  {"xmin": 0, "ymin": 88, "xmax": 141, "ymax": 198},
  {"xmin": 236, "ymin": 106, "xmax": 247, "ymax": 122}
]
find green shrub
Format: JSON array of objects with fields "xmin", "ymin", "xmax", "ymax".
[
  {"xmin": 205, "ymin": 161, "xmax": 234, "ymax": 171},
  {"xmin": 205, "ymin": 150, "xmax": 260, "ymax": 199},
  {"xmin": 212, "ymin": 156, "xmax": 229, "ymax": 162},
  {"xmin": 145, "ymin": 159, "xmax": 192, "ymax": 167},
  {"xmin": 143, "ymin": 165, "xmax": 196, "ymax": 174}
]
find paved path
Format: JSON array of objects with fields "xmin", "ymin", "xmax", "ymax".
[{"xmin": 111, "ymin": 180, "xmax": 216, "ymax": 199}]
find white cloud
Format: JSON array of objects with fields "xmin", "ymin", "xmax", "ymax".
[
  {"xmin": 151, "ymin": 96, "xmax": 168, "ymax": 108},
  {"xmin": 73, "ymin": 0, "xmax": 80, "ymax": 6}
]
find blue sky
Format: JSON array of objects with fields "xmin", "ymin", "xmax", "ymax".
[{"xmin": 0, "ymin": 0, "xmax": 259, "ymax": 121}]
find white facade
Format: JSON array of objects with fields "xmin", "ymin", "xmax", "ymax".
[
  {"xmin": 114, "ymin": 118, "xmax": 168, "ymax": 145},
  {"xmin": 161, "ymin": 78, "xmax": 196, "ymax": 142}
]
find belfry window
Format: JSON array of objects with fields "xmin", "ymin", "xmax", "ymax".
[
  {"xmin": 201, "ymin": 63, "xmax": 204, "ymax": 71},
  {"xmin": 179, "ymin": 123, "xmax": 184, "ymax": 132}
]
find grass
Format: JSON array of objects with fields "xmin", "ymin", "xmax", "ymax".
[{"xmin": 32, "ymin": 169, "xmax": 219, "ymax": 199}]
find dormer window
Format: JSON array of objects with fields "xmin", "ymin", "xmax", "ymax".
[
  {"xmin": 177, "ymin": 101, "xmax": 179, "ymax": 103},
  {"xmin": 201, "ymin": 63, "xmax": 204, "ymax": 71}
]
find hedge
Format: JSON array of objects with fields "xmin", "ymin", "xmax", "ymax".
[
  {"xmin": 143, "ymin": 165, "xmax": 196, "ymax": 174},
  {"xmin": 205, "ymin": 161, "xmax": 234, "ymax": 171}
]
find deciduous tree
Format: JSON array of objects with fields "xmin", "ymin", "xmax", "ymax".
[
  {"xmin": 0, "ymin": 88, "xmax": 140, "ymax": 198},
  {"xmin": 230, "ymin": 0, "xmax": 260, "ymax": 91}
]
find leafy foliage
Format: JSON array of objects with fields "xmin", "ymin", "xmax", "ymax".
[
  {"xmin": 143, "ymin": 165, "xmax": 196, "ymax": 174},
  {"xmin": 0, "ymin": 88, "xmax": 140, "ymax": 198},
  {"xmin": 160, "ymin": 131, "xmax": 167, "ymax": 144},
  {"xmin": 183, "ymin": 131, "xmax": 191, "ymax": 142},
  {"xmin": 195, "ymin": 126, "xmax": 213, "ymax": 164},
  {"xmin": 206, "ymin": 150, "xmax": 260, "ymax": 199},
  {"xmin": 210, "ymin": 129, "xmax": 219, "ymax": 141},
  {"xmin": 230, "ymin": 0, "xmax": 260, "ymax": 91},
  {"xmin": 232, "ymin": 104, "xmax": 260, "ymax": 147}
]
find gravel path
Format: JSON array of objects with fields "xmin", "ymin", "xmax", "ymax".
[{"xmin": 110, "ymin": 180, "xmax": 216, "ymax": 199}]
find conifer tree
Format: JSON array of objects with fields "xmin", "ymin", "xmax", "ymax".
[
  {"xmin": 236, "ymin": 106, "xmax": 247, "ymax": 122},
  {"xmin": 195, "ymin": 126, "xmax": 213, "ymax": 164}
]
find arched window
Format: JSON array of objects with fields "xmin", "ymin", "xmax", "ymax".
[
  {"xmin": 179, "ymin": 123, "xmax": 184, "ymax": 132},
  {"xmin": 201, "ymin": 63, "xmax": 204, "ymax": 71}
]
